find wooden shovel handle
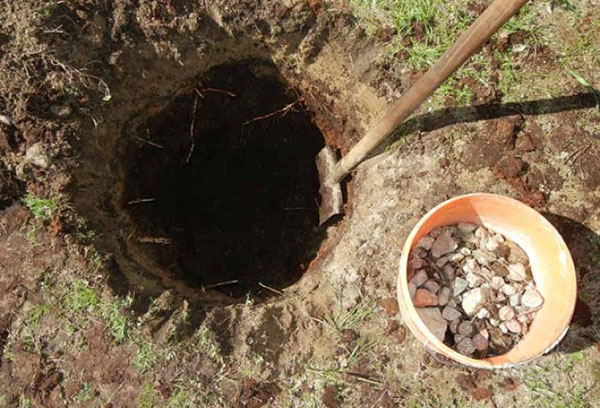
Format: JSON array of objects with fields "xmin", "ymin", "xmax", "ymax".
[{"xmin": 330, "ymin": 0, "xmax": 529, "ymax": 183}]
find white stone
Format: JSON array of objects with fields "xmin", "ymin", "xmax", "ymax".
[
  {"xmin": 506, "ymin": 319, "xmax": 522, "ymax": 333},
  {"xmin": 472, "ymin": 249, "xmax": 495, "ymax": 266},
  {"xmin": 509, "ymin": 293, "xmax": 521, "ymax": 307},
  {"xmin": 502, "ymin": 284, "xmax": 517, "ymax": 296},
  {"xmin": 449, "ymin": 253, "xmax": 465, "ymax": 263},
  {"xmin": 453, "ymin": 277, "xmax": 468, "ymax": 296},
  {"xmin": 490, "ymin": 276, "xmax": 505, "ymax": 290},
  {"xmin": 463, "ymin": 258, "xmax": 479, "ymax": 274},
  {"xmin": 457, "ymin": 222, "xmax": 478, "ymax": 233},
  {"xmin": 499, "ymin": 322, "xmax": 508, "ymax": 334},
  {"xmin": 522, "ymin": 289, "xmax": 544, "ymax": 308},
  {"xmin": 475, "ymin": 226, "xmax": 489, "ymax": 239},
  {"xmin": 461, "ymin": 288, "xmax": 488, "ymax": 316},
  {"xmin": 476, "ymin": 307, "xmax": 489, "ymax": 319},
  {"xmin": 499, "ymin": 306, "xmax": 515, "ymax": 321},
  {"xmin": 507, "ymin": 263, "xmax": 527, "ymax": 281},
  {"xmin": 466, "ymin": 272, "xmax": 485, "ymax": 288},
  {"xmin": 459, "ymin": 247, "xmax": 472, "ymax": 256},
  {"xmin": 484, "ymin": 237, "xmax": 499, "ymax": 251}
]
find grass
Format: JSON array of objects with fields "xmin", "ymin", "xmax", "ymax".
[
  {"xmin": 320, "ymin": 301, "xmax": 375, "ymax": 332},
  {"xmin": 166, "ymin": 386, "xmax": 193, "ymax": 408},
  {"xmin": 195, "ymin": 326, "xmax": 225, "ymax": 365},
  {"xmin": 66, "ymin": 280, "xmax": 100, "ymax": 312},
  {"xmin": 22, "ymin": 194, "xmax": 58, "ymax": 221},
  {"xmin": 25, "ymin": 303, "xmax": 50, "ymax": 327},
  {"xmin": 133, "ymin": 339, "xmax": 158, "ymax": 373},
  {"xmin": 350, "ymin": 0, "xmax": 546, "ymax": 105},
  {"xmin": 61, "ymin": 280, "xmax": 132, "ymax": 342},
  {"xmin": 73, "ymin": 383, "xmax": 95, "ymax": 403},
  {"xmin": 137, "ymin": 382, "xmax": 159, "ymax": 408},
  {"xmin": 522, "ymin": 355, "xmax": 592, "ymax": 407}
]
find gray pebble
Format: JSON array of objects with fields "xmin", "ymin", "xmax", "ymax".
[
  {"xmin": 410, "ymin": 270, "xmax": 428, "ymax": 287},
  {"xmin": 442, "ymin": 306, "xmax": 462, "ymax": 321},
  {"xmin": 438, "ymin": 287, "xmax": 451, "ymax": 306},
  {"xmin": 456, "ymin": 337, "xmax": 476, "ymax": 355}
]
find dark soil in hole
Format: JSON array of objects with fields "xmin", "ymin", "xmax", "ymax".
[{"xmin": 125, "ymin": 60, "xmax": 326, "ymax": 298}]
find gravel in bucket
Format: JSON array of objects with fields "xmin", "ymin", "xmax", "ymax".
[{"xmin": 408, "ymin": 223, "xmax": 544, "ymax": 357}]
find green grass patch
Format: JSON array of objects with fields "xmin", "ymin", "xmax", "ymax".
[
  {"xmin": 350, "ymin": 0, "xmax": 544, "ymax": 104},
  {"xmin": 133, "ymin": 339, "xmax": 158, "ymax": 373},
  {"xmin": 22, "ymin": 194, "xmax": 58, "ymax": 221},
  {"xmin": 137, "ymin": 382, "xmax": 159, "ymax": 408},
  {"xmin": 166, "ymin": 386, "xmax": 193, "ymax": 408},
  {"xmin": 25, "ymin": 303, "xmax": 50, "ymax": 327}
]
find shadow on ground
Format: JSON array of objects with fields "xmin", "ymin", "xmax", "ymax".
[
  {"xmin": 381, "ymin": 92, "xmax": 598, "ymax": 148},
  {"xmin": 543, "ymin": 213, "xmax": 599, "ymax": 353}
]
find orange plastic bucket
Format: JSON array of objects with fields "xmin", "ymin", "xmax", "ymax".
[{"xmin": 397, "ymin": 193, "xmax": 577, "ymax": 368}]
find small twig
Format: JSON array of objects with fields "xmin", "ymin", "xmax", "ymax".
[
  {"xmin": 186, "ymin": 94, "xmax": 200, "ymax": 164},
  {"xmin": 344, "ymin": 371, "xmax": 382, "ymax": 386},
  {"xmin": 258, "ymin": 282, "xmax": 284, "ymax": 296},
  {"xmin": 204, "ymin": 280, "xmax": 239, "ymax": 290},
  {"xmin": 135, "ymin": 136, "xmax": 164, "ymax": 149},
  {"xmin": 137, "ymin": 237, "xmax": 172, "ymax": 245},
  {"xmin": 196, "ymin": 87, "xmax": 237, "ymax": 98},
  {"xmin": 567, "ymin": 143, "xmax": 592, "ymax": 165},
  {"xmin": 127, "ymin": 198, "xmax": 156, "ymax": 205},
  {"xmin": 243, "ymin": 98, "xmax": 304, "ymax": 126},
  {"xmin": 369, "ymin": 390, "xmax": 389, "ymax": 408}
]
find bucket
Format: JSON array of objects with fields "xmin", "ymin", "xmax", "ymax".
[{"xmin": 397, "ymin": 193, "xmax": 577, "ymax": 368}]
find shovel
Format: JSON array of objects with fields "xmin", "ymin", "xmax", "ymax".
[{"xmin": 316, "ymin": 0, "xmax": 529, "ymax": 224}]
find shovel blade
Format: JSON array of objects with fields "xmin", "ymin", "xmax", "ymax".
[{"xmin": 316, "ymin": 146, "xmax": 344, "ymax": 225}]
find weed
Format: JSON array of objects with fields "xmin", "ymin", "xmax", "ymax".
[
  {"xmin": 166, "ymin": 386, "xmax": 192, "ymax": 408},
  {"xmin": 67, "ymin": 280, "xmax": 100, "ymax": 312},
  {"xmin": 137, "ymin": 382, "xmax": 159, "ymax": 408},
  {"xmin": 240, "ymin": 353, "xmax": 264, "ymax": 378},
  {"xmin": 196, "ymin": 326, "xmax": 224, "ymax": 364},
  {"xmin": 322, "ymin": 301, "xmax": 375, "ymax": 333},
  {"xmin": 25, "ymin": 225, "xmax": 41, "ymax": 248},
  {"xmin": 133, "ymin": 339, "xmax": 158, "ymax": 373},
  {"xmin": 102, "ymin": 295, "xmax": 133, "ymax": 342},
  {"xmin": 18, "ymin": 395, "xmax": 31, "ymax": 408},
  {"xmin": 566, "ymin": 69, "xmax": 600, "ymax": 110},
  {"xmin": 344, "ymin": 336, "xmax": 377, "ymax": 368},
  {"xmin": 74, "ymin": 383, "xmax": 95, "ymax": 403},
  {"xmin": 22, "ymin": 194, "xmax": 57, "ymax": 221},
  {"xmin": 25, "ymin": 303, "xmax": 50, "ymax": 327},
  {"xmin": 524, "ymin": 364, "xmax": 591, "ymax": 407}
]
